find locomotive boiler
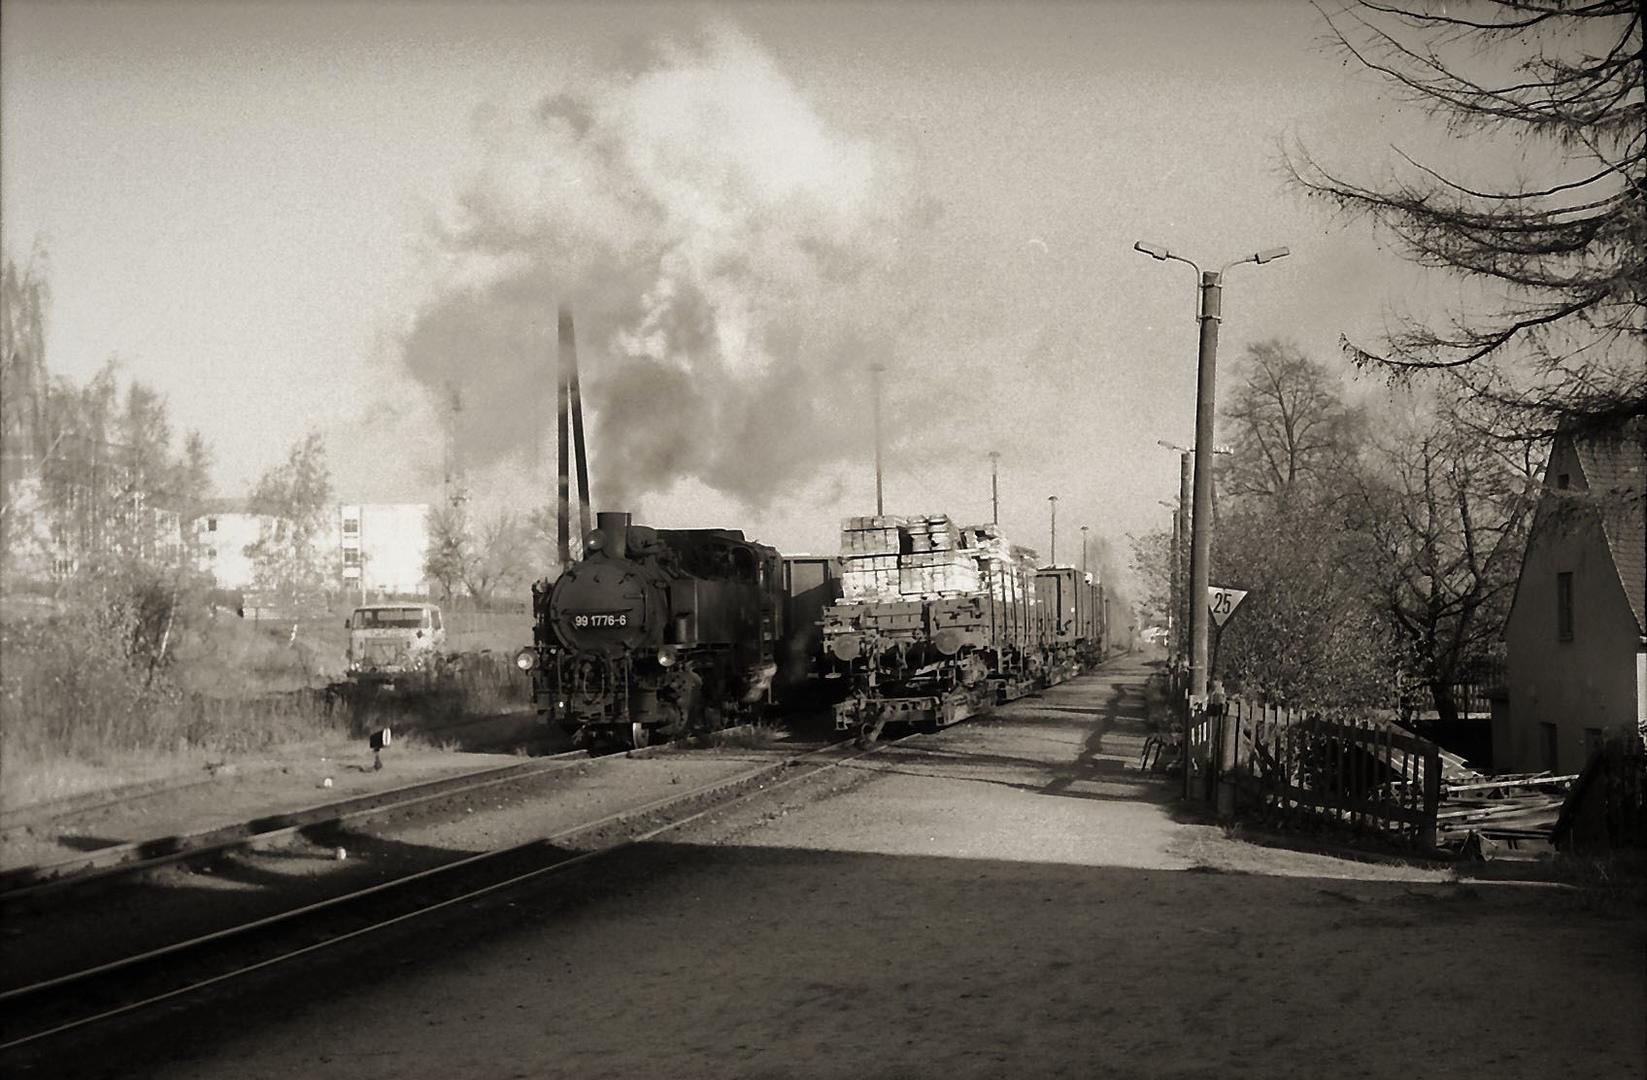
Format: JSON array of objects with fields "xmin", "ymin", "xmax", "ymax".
[{"xmin": 518, "ymin": 511, "xmax": 785, "ymax": 749}]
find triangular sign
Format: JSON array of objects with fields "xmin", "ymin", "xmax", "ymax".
[{"xmin": 1207, "ymin": 586, "xmax": 1248, "ymax": 627}]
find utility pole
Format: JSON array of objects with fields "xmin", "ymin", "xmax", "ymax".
[
  {"xmin": 870, "ymin": 363, "xmax": 886, "ymax": 515},
  {"xmin": 988, "ymin": 451, "xmax": 1000, "ymax": 524},
  {"xmin": 1177, "ymin": 451, "xmax": 1192, "ymax": 670},
  {"xmin": 1135, "ymin": 241, "xmax": 1287, "ymax": 711},
  {"xmin": 1137, "ymin": 241, "xmax": 1290, "ymax": 821},
  {"xmin": 1081, "ymin": 524, "xmax": 1090, "ymax": 576},
  {"xmin": 1047, "ymin": 495, "xmax": 1058, "ymax": 565}
]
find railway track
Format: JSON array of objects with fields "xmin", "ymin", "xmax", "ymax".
[
  {"xmin": 0, "ymin": 729, "xmax": 921, "ymax": 1057},
  {"xmin": 0, "ymin": 750, "xmax": 595, "ymax": 904}
]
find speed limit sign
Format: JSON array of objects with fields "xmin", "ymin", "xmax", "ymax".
[{"xmin": 1207, "ymin": 586, "xmax": 1248, "ymax": 628}]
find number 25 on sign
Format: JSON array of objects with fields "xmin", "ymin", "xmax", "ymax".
[{"xmin": 1207, "ymin": 586, "xmax": 1248, "ymax": 628}]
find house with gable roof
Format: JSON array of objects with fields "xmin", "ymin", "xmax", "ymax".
[{"xmin": 1496, "ymin": 412, "xmax": 1646, "ymax": 775}]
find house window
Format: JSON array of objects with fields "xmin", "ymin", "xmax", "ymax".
[
  {"xmin": 343, "ymin": 549, "xmax": 361, "ymax": 567},
  {"xmin": 1583, "ymin": 727, "xmax": 1604, "ymax": 761},
  {"xmin": 1555, "ymin": 473, "xmax": 1570, "ymax": 489},
  {"xmin": 207, "ymin": 516, "xmax": 218, "ymax": 532},
  {"xmin": 1556, "ymin": 572, "xmax": 1574, "ymax": 641},
  {"xmin": 342, "ymin": 517, "xmax": 360, "ymax": 536},
  {"xmin": 1541, "ymin": 723, "xmax": 1560, "ymax": 773}
]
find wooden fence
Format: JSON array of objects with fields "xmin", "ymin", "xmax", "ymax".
[{"xmin": 1185, "ymin": 698, "xmax": 1443, "ymax": 847}]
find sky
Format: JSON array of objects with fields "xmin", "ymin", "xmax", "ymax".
[{"xmin": 2, "ymin": 0, "xmax": 1499, "ymax": 599}]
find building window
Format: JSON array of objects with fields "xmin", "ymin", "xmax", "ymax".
[
  {"xmin": 342, "ymin": 516, "xmax": 360, "ymax": 536},
  {"xmin": 207, "ymin": 516, "xmax": 218, "ymax": 532},
  {"xmin": 343, "ymin": 549, "xmax": 361, "ymax": 567},
  {"xmin": 1541, "ymin": 723, "xmax": 1560, "ymax": 773},
  {"xmin": 1583, "ymin": 727, "xmax": 1604, "ymax": 761},
  {"xmin": 1556, "ymin": 572, "xmax": 1574, "ymax": 641},
  {"xmin": 1555, "ymin": 473, "xmax": 1570, "ymax": 489}
]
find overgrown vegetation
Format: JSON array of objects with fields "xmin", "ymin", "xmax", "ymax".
[{"xmin": 1133, "ymin": 340, "xmax": 1536, "ymax": 723}]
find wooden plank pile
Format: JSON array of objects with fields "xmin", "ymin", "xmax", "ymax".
[
  {"xmin": 1436, "ymin": 772, "xmax": 1575, "ymax": 855},
  {"xmin": 965, "ymin": 523, "xmax": 1038, "ymax": 603},
  {"xmin": 838, "ymin": 515, "xmax": 904, "ymax": 600},
  {"xmin": 837, "ymin": 514, "xmax": 987, "ymax": 601}
]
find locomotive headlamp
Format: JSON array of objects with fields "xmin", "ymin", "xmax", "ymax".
[
  {"xmin": 584, "ymin": 528, "xmax": 606, "ymax": 554},
  {"xmin": 656, "ymin": 645, "xmax": 679, "ymax": 667},
  {"xmin": 514, "ymin": 648, "xmax": 537, "ymax": 672}
]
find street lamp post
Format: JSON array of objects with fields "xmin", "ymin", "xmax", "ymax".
[
  {"xmin": 1136, "ymin": 240, "xmax": 1288, "ymax": 819},
  {"xmin": 989, "ymin": 451, "xmax": 1001, "ymax": 524},
  {"xmin": 870, "ymin": 363, "xmax": 886, "ymax": 516},
  {"xmin": 1136, "ymin": 242, "xmax": 1288, "ymax": 708},
  {"xmin": 1047, "ymin": 496, "xmax": 1058, "ymax": 565}
]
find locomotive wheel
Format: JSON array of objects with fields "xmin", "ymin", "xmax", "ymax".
[{"xmin": 629, "ymin": 722, "xmax": 651, "ymax": 749}]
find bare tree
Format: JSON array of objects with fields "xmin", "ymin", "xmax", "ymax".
[
  {"xmin": 462, "ymin": 510, "xmax": 532, "ymax": 606},
  {"xmin": 424, "ymin": 502, "xmax": 470, "ymax": 603},
  {"xmin": 1346, "ymin": 396, "xmax": 1538, "ymax": 727},
  {"xmin": 1222, "ymin": 340, "xmax": 1367, "ymax": 508},
  {"xmin": 1289, "ymin": 2, "xmax": 1645, "ymax": 428}
]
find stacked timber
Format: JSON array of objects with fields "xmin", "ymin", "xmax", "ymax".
[
  {"xmin": 838, "ymin": 514, "xmax": 1067, "ymax": 602},
  {"xmin": 964, "ymin": 523, "xmax": 1038, "ymax": 603},
  {"xmin": 839, "ymin": 515, "xmax": 906, "ymax": 601},
  {"xmin": 900, "ymin": 515, "xmax": 977, "ymax": 596},
  {"xmin": 837, "ymin": 513, "xmax": 982, "ymax": 600}
]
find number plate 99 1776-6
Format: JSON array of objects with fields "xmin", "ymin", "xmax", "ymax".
[{"xmin": 571, "ymin": 611, "xmax": 630, "ymax": 629}]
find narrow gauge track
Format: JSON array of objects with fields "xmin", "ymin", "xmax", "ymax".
[
  {"xmin": 0, "ymin": 731, "xmax": 919, "ymax": 1056},
  {"xmin": 0, "ymin": 751, "xmax": 594, "ymax": 905}
]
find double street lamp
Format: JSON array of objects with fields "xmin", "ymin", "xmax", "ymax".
[{"xmin": 1134, "ymin": 241, "xmax": 1288, "ymax": 713}]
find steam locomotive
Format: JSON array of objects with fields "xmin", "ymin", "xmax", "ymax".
[
  {"xmin": 519, "ymin": 510, "xmax": 1112, "ymax": 749},
  {"xmin": 517, "ymin": 511, "xmax": 785, "ymax": 749}
]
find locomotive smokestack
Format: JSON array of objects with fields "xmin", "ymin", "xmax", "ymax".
[
  {"xmin": 556, "ymin": 309, "xmax": 571, "ymax": 567},
  {"xmin": 597, "ymin": 511, "xmax": 631, "ymax": 560},
  {"xmin": 561, "ymin": 308, "xmax": 593, "ymax": 546}
]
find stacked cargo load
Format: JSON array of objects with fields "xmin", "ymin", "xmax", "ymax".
[
  {"xmin": 837, "ymin": 513, "xmax": 983, "ymax": 600},
  {"xmin": 899, "ymin": 515, "xmax": 979, "ymax": 597},
  {"xmin": 838, "ymin": 515, "xmax": 906, "ymax": 601}
]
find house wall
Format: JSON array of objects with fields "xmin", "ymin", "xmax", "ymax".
[
  {"xmin": 341, "ymin": 503, "xmax": 428, "ymax": 597},
  {"xmin": 196, "ymin": 511, "xmax": 266, "ymax": 590},
  {"xmin": 1503, "ymin": 442, "xmax": 1643, "ymax": 774}
]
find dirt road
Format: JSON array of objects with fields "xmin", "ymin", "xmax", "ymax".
[{"xmin": 24, "ymin": 655, "xmax": 1646, "ymax": 1079}]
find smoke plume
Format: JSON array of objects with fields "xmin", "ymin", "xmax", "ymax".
[{"xmin": 401, "ymin": 23, "xmax": 930, "ymax": 511}]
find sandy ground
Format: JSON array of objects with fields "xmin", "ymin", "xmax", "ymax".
[{"xmin": 14, "ymin": 655, "xmax": 1645, "ymax": 1080}]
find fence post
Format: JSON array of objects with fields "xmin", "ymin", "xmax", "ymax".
[
  {"xmin": 1420, "ymin": 743, "xmax": 1442, "ymax": 849},
  {"xmin": 1215, "ymin": 693, "xmax": 1236, "ymax": 820},
  {"xmin": 1182, "ymin": 693, "xmax": 1193, "ymax": 803}
]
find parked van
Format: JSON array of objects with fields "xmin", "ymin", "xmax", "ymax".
[{"xmin": 345, "ymin": 603, "xmax": 447, "ymax": 685}]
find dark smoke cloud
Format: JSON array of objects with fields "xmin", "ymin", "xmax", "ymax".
[{"xmin": 400, "ymin": 22, "xmax": 930, "ymax": 510}]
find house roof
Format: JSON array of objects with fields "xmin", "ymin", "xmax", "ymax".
[{"xmin": 1571, "ymin": 413, "xmax": 1646, "ymax": 635}]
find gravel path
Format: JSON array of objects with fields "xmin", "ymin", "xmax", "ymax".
[{"xmin": 17, "ymin": 655, "xmax": 1645, "ymax": 1080}]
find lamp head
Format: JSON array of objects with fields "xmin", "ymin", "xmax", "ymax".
[
  {"xmin": 1252, "ymin": 246, "xmax": 1290, "ymax": 265},
  {"xmin": 1133, "ymin": 240, "xmax": 1172, "ymax": 261}
]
